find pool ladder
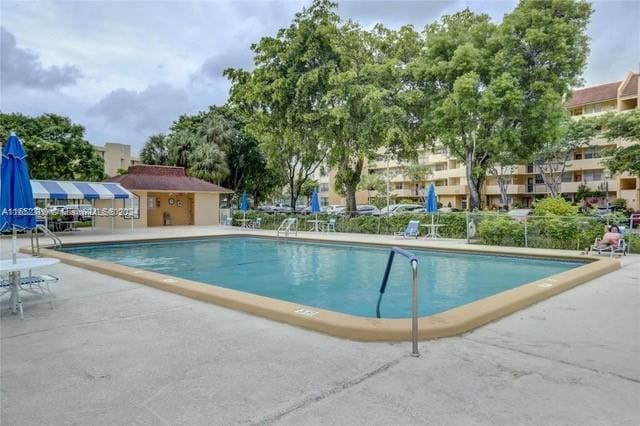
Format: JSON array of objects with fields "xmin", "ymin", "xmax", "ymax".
[
  {"xmin": 377, "ymin": 247, "xmax": 420, "ymax": 357},
  {"xmin": 30, "ymin": 225, "xmax": 62, "ymax": 256},
  {"xmin": 277, "ymin": 218, "xmax": 298, "ymax": 241}
]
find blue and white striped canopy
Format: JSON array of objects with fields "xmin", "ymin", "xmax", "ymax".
[{"xmin": 0, "ymin": 179, "xmax": 133, "ymax": 200}]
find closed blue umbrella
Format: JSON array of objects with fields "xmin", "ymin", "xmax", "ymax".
[
  {"xmin": 240, "ymin": 191, "xmax": 248, "ymax": 227},
  {"xmin": 425, "ymin": 184, "xmax": 438, "ymax": 236},
  {"xmin": 240, "ymin": 191, "xmax": 249, "ymax": 212},
  {"xmin": 311, "ymin": 190, "xmax": 321, "ymax": 213},
  {"xmin": 1, "ymin": 132, "xmax": 36, "ymax": 263},
  {"xmin": 310, "ymin": 190, "xmax": 321, "ymax": 231},
  {"xmin": 425, "ymin": 184, "xmax": 438, "ymax": 213}
]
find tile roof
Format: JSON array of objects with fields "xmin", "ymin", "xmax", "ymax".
[
  {"xmin": 106, "ymin": 165, "xmax": 233, "ymax": 193},
  {"xmin": 565, "ymin": 81, "xmax": 620, "ymax": 108},
  {"xmin": 620, "ymin": 73, "xmax": 638, "ymax": 97}
]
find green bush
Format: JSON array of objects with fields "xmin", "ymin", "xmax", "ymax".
[
  {"xmin": 533, "ymin": 197, "xmax": 579, "ymax": 216},
  {"xmin": 477, "ymin": 216, "xmax": 525, "ymax": 246},
  {"xmin": 629, "ymin": 233, "xmax": 640, "ymax": 254},
  {"xmin": 611, "ymin": 198, "xmax": 627, "ymax": 210}
]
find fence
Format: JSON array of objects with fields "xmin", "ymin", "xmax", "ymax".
[{"xmin": 231, "ymin": 210, "xmax": 639, "ymax": 253}]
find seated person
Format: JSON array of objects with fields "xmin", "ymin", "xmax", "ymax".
[{"xmin": 597, "ymin": 225, "xmax": 622, "ymax": 249}]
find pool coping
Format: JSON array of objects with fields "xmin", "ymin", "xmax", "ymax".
[{"xmin": 24, "ymin": 233, "xmax": 621, "ymax": 341}]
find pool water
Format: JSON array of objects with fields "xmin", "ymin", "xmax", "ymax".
[{"xmin": 62, "ymin": 237, "xmax": 585, "ymax": 319}]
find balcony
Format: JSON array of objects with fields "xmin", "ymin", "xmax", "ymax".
[
  {"xmin": 434, "ymin": 185, "xmax": 467, "ymax": 195},
  {"xmin": 485, "ymin": 185, "xmax": 527, "ymax": 195},
  {"xmin": 392, "ymin": 189, "xmax": 420, "ymax": 198},
  {"xmin": 565, "ymin": 158, "xmax": 605, "ymax": 171},
  {"xmin": 560, "ymin": 180, "xmax": 618, "ymax": 193},
  {"xmin": 431, "ymin": 167, "xmax": 466, "ymax": 179}
]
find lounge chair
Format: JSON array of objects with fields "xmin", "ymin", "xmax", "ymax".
[
  {"xmin": 322, "ymin": 218, "xmax": 336, "ymax": 232},
  {"xmin": 590, "ymin": 226, "xmax": 629, "ymax": 257},
  {"xmin": 1, "ymin": 273, "xmax": 58, "ymax": 314},
  {"xmin": 248, "ymin": 217, "xmax": 262, "ymax": 229},
  {"xmin": 223, "ymin": 216, "xmax": 233, "ymax": 226},
  {"xmin": 395, "ymin": 220, "xmax": 420, "ymax": 239}
]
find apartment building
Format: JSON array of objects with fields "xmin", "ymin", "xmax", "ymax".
[
  {"xmin": 310, "ymin": 164, "xmax": 368, "ymax": 207},
  {"xmin": 94, "ymin": 142, "xmax": 142, "ymax": 178},
  {"xmin": 364, "ymin": 71, "xmax": 639, "ymax": 210}
]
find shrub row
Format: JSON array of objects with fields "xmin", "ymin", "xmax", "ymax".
[{"xmin": 231, "ymin": 211, "xmax": 638, "ymax": 253}]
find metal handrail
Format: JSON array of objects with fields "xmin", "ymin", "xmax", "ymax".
[
  {"xmin": 276, "ymin": 218, "xmax": 298, "ymax": 241},
  {"xmin": 31, "ymin": 225, "xmax": 62, "ymax": 256},
  {"xmin": 377, "ymin": 246, "xmax": 420, "ymax": 357}
]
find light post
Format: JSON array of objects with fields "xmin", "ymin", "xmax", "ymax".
[
  {"xmin": 604, "ymin": 170, "xmax": 610, "ymax": 213},
  {"xmin": 385, "ymin": 154, "xmax": 391, "ymax": 215}
]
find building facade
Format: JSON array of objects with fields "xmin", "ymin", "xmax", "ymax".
[
  {"xmin": 94, "ymin": 142, "xmax": 142, "ymax": 178},
  {"xmin": 101, "ymin": 165, "xmax": 233, "ymax": 228},
  {"xmin": 362, "ymin": 71, "xmax": 639, "ymax": 210}
]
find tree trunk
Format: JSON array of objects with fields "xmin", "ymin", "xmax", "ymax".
[
  {"xmin": 342, "ymin": 157, "xmax": 364, "ymax": 217},
  {"xmin": 497, "ymin": 176, "xmax": 510, "ymax": 207},
  {"xmin": 466, "ymin": 156, "xmax": 483, "ymax": 210}
]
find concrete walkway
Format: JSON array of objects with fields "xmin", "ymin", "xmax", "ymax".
[{"xmin": 1, "ymin": 227, "xmax": 639, "ymax": 425}]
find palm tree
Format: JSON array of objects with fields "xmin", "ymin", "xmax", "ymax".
[
  {"xmin": 187, "ymin": 141, "xmax": 230, "ymax": 184},
  {"xmin": 140, "ymin": 133, "xmax": 171, "ymax": 165}
]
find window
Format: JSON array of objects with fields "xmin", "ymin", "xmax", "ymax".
[
  {"xmin": 584, "ymin": 103, "xmax": 602, "ymax": 114},
  {"xmin": 147, "ymin": 196, "xmax": 157, "ymax": 210},
  {"xmin": 320, "ymin": 197, "xmax": 329, "ymax": 207},
  {"xmin": 535, "ymin": 174, "xmax": 544, "ymax": 184},
  {"xmin": 318, "ymin": 183, "xmax": 329, "ymax": 193},
  {"xmin": 125, "ymin": 194, "xmax": 140, "ymax": 219},
  {"xmin": 561, "ymin": 172, "xmax": 573, "ymax": 183},
  {"xmin": 432, "ymin": 147, "xmax": 446, "ymax": 155},
  {"xmin": 394, "ymin": 182, "xmax": 403, "ymax": 190},
  {"xmin": 583, "ymin": 170, "xmax": 602, "ymax": 182},
  {"xmin": 319, "ymin": 166, "xmax": 327, "ymax": 177},
  {"xmin": 584, "ymin": 148, "xmax": 600, "ymax": 159},
  {"xmin": 574, "ymin": 152, "xmax": 583, "ymax": 160},
  {"xmin": 435, "ymin": 163, "xmax": 447, "ymax": 171},
  {"xmin": 527, "ymin": 164, "xmax": 534, "ymax": 173}
]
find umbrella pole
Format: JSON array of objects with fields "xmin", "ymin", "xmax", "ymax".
[{"xmin": 12, "ymin": 225, "xmax": 17, "ymax": 264}]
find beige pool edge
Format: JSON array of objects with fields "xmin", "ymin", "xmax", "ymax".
[{"xmin": 24, "ymin": 235, "xmax": 621, "ymax": 341}]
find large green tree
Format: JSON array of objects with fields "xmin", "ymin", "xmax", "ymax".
[
  {"xmin": 599, "ymin": 110, "xmax": 640, "ymax": 176},
  {"xmin": 414, "ymin": 10, "xmax": 501, "ymax": 210},
  {"xmin": 322, "ymin": 23, "xmax": 417, "ymax": 214},
  {"xmin": 0, "ymin": 112, "xmax": 105, "ymax": 181},
  {"xmin": 412, "ymin": 1, "xmax": 592, "ymax": 209},
  {"xmin": 140, "ymin": 106, "xmax": 281, "ymax": 203},
  {"xmin": 534, "ymin": 113, "xmax": 594, "ymax": 196},
  {"xmin": 225, "ymin": 0, "xmax": 339, "ymax": 211}
]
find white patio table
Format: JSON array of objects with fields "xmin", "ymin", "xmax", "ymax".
[{"xmin": 1, "ymin": 257, "xmax": 60, "ymax": 319}]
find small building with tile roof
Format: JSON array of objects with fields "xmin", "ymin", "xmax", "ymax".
[{"xmin": 99, "ymin": 165, "xmax": 233, "ymax": 227}]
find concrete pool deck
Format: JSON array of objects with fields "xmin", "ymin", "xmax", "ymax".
[
  {"xmin": 19, "ymin": 226, "xmax": 621, "ymax": 341},
  {"xmin": 1, "ymin": 226, "xmax": 639, "ymax": 424}
]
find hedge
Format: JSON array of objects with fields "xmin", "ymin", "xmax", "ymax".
[{"xmin": 231, "ymin": 211, "xmax": 639, "ymax": 253}]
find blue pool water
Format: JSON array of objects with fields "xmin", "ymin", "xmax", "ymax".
[{"xmin": 62, "ymin": 237, "xmax": 585, "ymax": 319}]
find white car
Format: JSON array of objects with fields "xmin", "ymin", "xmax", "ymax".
[
  {"xmin": 507, "ymin": 209, "xmax": 533, "ymax": 220},
  {"xmin": 377, "ymin": 204, "xmax": 422, "ymax": 216},
  {"xmin": 325, "ymin": 205, "xmax": 345, "ymax": 215}
]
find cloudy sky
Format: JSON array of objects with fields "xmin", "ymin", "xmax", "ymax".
[{"xmin": 1, "ymin": 0, "xmax": 638, "ymax": 153}]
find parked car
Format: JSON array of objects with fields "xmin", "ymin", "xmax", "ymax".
[
  {"xmin": 438, "ymin": 207, "xmax": 461, "ymax": 213},
  {"xmin": 355, "ymin": 205, "xmax": 380, "ymax": 216},
  {"xmin": 325, "ymin": 205, "xmax": 345, "ymax": 215},
  {"xmin": 376, "ymin": 204, "xmax": 422, "ymax": 216},
  {"xmin": 261, "ymin": 203, "xmax": 291, "ymax": 214},
  {"xmin": 507, "ymin": 208, "xmax": 533, "ymax": 220}
]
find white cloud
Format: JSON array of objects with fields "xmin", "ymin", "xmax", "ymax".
[{"xmin": 0, "ymin": 0, "xmax": 638, "ymax": 153}]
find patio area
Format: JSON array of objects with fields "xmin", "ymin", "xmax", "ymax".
[{"xmin": 1, "ymin": 226, "xmax": 639, "ymax": 424}]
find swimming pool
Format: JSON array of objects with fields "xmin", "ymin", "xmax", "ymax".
[{"xmin": 61, "ymin": 237, "xmax": 585, "ymax": 319}]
